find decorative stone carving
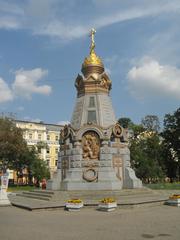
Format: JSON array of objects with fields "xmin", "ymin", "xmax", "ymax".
[
  {"xmin": 60, "ymin": 125, "xmax": 70, "ymax": 141},
  {"xmin": 82, "ymin": 160, "xmax": 99, "ymax": 168},
  {"xmin": 83, "ymin": 168, "xmax": 98, "ymax": 182},
  {"xmin": 60, "ymin": 144, "xmax": 69, "ymax": 155},
  {"xmin": 61, "ymin": 159, "xmax": 69, "ymax": 180},
  {"xmin": 75, "ymin": 74, "xmax": 84, "ymax": 91},
  {"xmin": 113, "ymin": 157, "xmax": 122, "ymax": 180},
  {"xmin": 100, "ymin": 73, "xmax": 112, "ymax": 90},
  {"xmin": 82, "ymin": 131, "xmax": 100, "ymax": 160},
  {"xmin": 113, "ymin": 123, "xmax": 122, "ymax": 138},
  {"xmin": 71, "ymin": 162, "xmax": 81, "ymax": 168}
]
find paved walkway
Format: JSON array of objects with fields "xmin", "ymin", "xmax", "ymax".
[{"xmin": 0, "ymin": 204, "xmax": 179, "ymax": 240}]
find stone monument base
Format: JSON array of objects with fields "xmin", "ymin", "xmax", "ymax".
[
  {"xmin": 47, "ymin": 167, "xmax": 142, "ymax": 191},
  {"xmin": 123, "ymin": 167, "xmax": 142, "ymax": 188},
  {"xmin": 61, "ymin": 181, "xmax": 122, "ymax": 191},
  {"xmin": 0, "ymin": 190, "xmax": 11, "ymax": 206},
  {"xmin": 47, "ymin": 122, "xmax": 142, "ymax": 191}
]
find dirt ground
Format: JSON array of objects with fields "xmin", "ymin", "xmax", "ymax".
[{"xmin": 0, "ymin": 205, "xmax": 179, "ymax": 240}]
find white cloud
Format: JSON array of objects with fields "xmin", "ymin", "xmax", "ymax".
[
  {"xmin": 1, "ymin": 0, "xmax": 180, "ymax": 40},
  {"xmin": 12, "ymin": 68, "xmax": 52, "ymax": 99},
  {"xmin": 36, "ymin": 21, "xmax": 88, "ymax": 40},
  {"xmin": 35, "ymin": 1, "xmax": 180, "ymax": 40},
  {"xmin": 0, "ymin": 68, "xmax": 52, "ymax": 104},
  {"xmin": 0, "ymin": 1, "xmax": 23, "ymax": 30},
  {"xmin": 148, "ymin": 28, "xmax": 180, "ymax": 66},
  {"xmin": 127, "ymin": 57, "xmax": 180, "ymax": 100},
  {"xmin": 57, "ymin": 121, "xmax": 70, "ymax": 126},
  {"xmin": 0, "ymin": 1, "xmax": 24, "ymax": 15},
  {"xmin": 0, "ymin": 78, "xmax": 13, "ymax": 103},
  {"xmin": 0, "ymin": 16, "xmax": 21, "ymax": 29}
]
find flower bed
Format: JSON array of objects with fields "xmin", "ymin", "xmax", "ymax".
[
  {"xmin": 65, "ymin": 199, "xmax": 83, "ymax": 211},
  {"xmin": 169, "ymin": 194, "xmax": 180, "ymax": 199},
  {"xmin": 165, "ymin": 194, "xmax": 180, "ymax": 207},
  {"xmin": 98, "ymin": 198, "xmax": 117, "ymax": 212}
]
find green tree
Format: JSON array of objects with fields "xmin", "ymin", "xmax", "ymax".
[
  {"xmin": 161, "ymin": 108, "xmax": 180, "ymax": 181},
  {"xmin": 118, "ymin": 117, "xmax": 145, "ymax": 139},
  {"xmin": 36, "ymin": 141, "xmax": 48, "ymax": 154},
  {"xmin": 118, "ymin": 115, "xmax": 164, "ymax": 182},
  {"xmin": 130, "ymin": 124, "xmax": 145, "ymax": 138},
  {"xmin": 29, "ymin": 148, "xmax": 50, "ymax": 186},
  {"xmin": 141, "ymin": 115, "xmax": 160, "ymax": 132},
  {"xmin": 118, "ymin": 117, "xmax": 134, "ymax": 128},
  {"xmin": 0, "ymin": 117, "xmax": 29, "ymax": 173},
  {"xmin": 0, "ymin": 117, "xmax": 50, "ymax": 185},
  {"xmin": 130, "ymin": 132, "xmax": 164, "ymax": 182}
]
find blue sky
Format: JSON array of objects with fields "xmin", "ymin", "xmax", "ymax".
[{"xmin": 0, "ymin": 0, "xmax": 180, "ymax": 126}]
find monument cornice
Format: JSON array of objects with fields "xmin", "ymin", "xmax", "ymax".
[{"xmin": 75, "ymin": 72, "xmax": 112, "ymax": 96}]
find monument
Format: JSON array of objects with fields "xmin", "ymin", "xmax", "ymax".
[
  {"xmin": 47, "ymin": 29, "xmax": 142, "ymax": 190},
  {"xmin": 0, "ymin": 173, "xmax": 11, "ymax": 206}
]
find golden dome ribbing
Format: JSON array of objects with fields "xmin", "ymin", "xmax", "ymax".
[{"xmin": 82, "ymin": 51, "xmax": 103, "ymax": 67}]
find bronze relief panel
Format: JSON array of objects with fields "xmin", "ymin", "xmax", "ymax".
[{"xmin": 82, "ymin": 131, "xmax": 100, "ymax": 160}]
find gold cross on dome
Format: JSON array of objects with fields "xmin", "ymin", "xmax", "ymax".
[
  {"xmin": 90, "ymin": 28, "xmax": 96, "ymax": 44},
  {"xmin": 89, "ymin": 28, "xmax": 96, "ymax": 53}
]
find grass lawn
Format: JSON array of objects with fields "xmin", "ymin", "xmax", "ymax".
[
  {"xmin": 7, "ymin": 185, "xmax": 37, "ymax": 192},
  {"xmin": 145, "ymin": 182, "xmax": 180, "ymax": 190}
]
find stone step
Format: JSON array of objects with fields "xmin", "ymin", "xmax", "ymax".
[
  {"xmin": 9, "ymin": 189, "xmax": 178, "ymax": 211},
  {"xmin": 13, "ymin": 188, "xmax": 157, "ymax": 203},
  {"xmin": 56, "ymin": 188, "xmax": 153, "ymax": 198},
  {"xmin": 16, "ymin": 193, "xmax": 51, "ymax": 201},
  {"xmin": 30, "ymin": 190, "xmax": 55, "ymax": 195},
  {"xmin": 22, "ymin": 191, "xmax": 52, "ymax": 198},
  {"xmin": 47, "ymin": 189, "xmax": 154, "ymax": 202},
  {"xmin": 16, "ymin": 190, "xmax": 55, "ymax": 201}
]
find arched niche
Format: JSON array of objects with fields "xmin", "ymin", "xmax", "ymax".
[{"xmin": 82, "ymin": 130, "xmax": 100, "ymax": 160}]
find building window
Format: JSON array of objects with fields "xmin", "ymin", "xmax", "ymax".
[
  {"xmin": 46, "ymin": 159, "xmax": 50, "ymax": 166},
  {"xmin": 55, "ymin": 160, "xmax": 58, "ymax": 166},
  {"xmin": 47, "ymin": 148, "xmax": 50, "ymax": 154},
  {"xmin": 55, "ymin": 135, "xmax": 59, "ymax": 141},
  {"xmin": 55, "ymin": 148, "xmax": 58, "ymax": 154},
  {"xmin": 47, "ymin": 134, "xmax": 50, "ymax": 140},
  {"xmin": 29, "ymin": 133, "xmax": 33, "ymax": 139},
  {"xmin": 87, "ymin": 110, "xmax": 97, "ymax": 123},
  {"xmin": 38, "ymin": 134, "xmax": 41, "ymax": 140},
  {"xmin": 89, "ymin": 96, "xmax": 95, "ymax": 107}
]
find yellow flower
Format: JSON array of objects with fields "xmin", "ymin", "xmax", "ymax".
[
  {"xmin": 67, "ymin": 199, "xmax": 82, "ymax": 203},
  {"xmin": 100, "ymin": 197, "xmax": 116, "ymax": 203},
  {"xmin": 169, "ymin": 194, "xmax": 180, "ymax": 199}
]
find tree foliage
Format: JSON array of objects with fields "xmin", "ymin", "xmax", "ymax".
[
  {"xmin": 119, "ymin": 115, "xmax": 164, "ymax": 182},
  {"xmin": 31, "ymin": 155, "xmax": 50, "ymax": 183},
  {"xmin": 0, "ymin": 118, "xmax": 28, "ymax": 173},
  {"xmin": 119, "ymin": 110, "xmax": 180, "ymax": 182},
  {"xmin": 0, "ymin": 117, "xmax": 50, "ymax": 183},
  {"xmin": 161, "ymin": 108, "xmax": 180, "ymax": 180},
  {"xmin": 118, "ymin": 117, "xmax": 134, "ymax": 129},
  {"xmin": 141, "ymin": 115, "xmax": 160, "ymax": 132},
  {"xmin": 130, "ymin": 132, "xmax": 164, "ymax": 182}
]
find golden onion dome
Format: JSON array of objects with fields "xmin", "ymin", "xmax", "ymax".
[
  {"xmin": 82, "ymin": 28, "xmax": 104, "ymax": 76},
  {"xmin": 82, "ymin": 50, "xmax": 104, "ymax": 67}
]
